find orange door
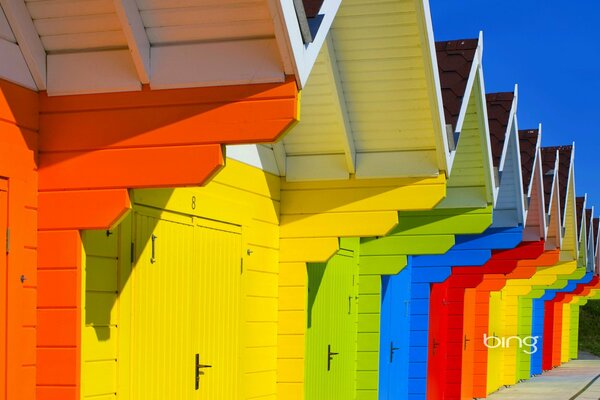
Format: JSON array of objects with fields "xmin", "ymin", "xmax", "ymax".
[{"xmin": 0, "ymin": 178, "xmax": 8, "ymax": 397}]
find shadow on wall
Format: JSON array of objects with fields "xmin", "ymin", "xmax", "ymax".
[
  {"xmin": 82, "ymin": 188, "xmax": 176, "ymax": 342},
  {"xmin": 306, "ymin": 262, "xmax": 327, "ymax": 329}
]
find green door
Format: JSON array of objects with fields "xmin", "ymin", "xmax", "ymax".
[{"xmin": 305, "ymin": 245, "xmax": 358, "ymax": 399}]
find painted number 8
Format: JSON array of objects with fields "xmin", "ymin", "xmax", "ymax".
[{"xmin": 191, "ymin": 196, "xmax": 196, "ymax": 210}]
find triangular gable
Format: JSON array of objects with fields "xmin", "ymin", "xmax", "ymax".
[
  {"xmin": 233, "ymin": 0, "xmax": 451, "ymax": 181},
  {"xmin": 540, "ymin": 147, "xmax": 562, "ymax": 249},
  {"xmin": 585, "ymin": 207, "xmax": 594, "ymax": 271},
  {"xmin": 576, "ymin": 195, "xmax": 588, "ymax": 269},
  {"xmin": 434, "ymin": 33, "xmax": 496, "ymax": 208},
  {"xmin": 557, "ymin": 146, "xmax": 578, "ymax": 260},
  {"xmin": 519, "ymin": 128, "xmax": 546, "ymax": 241},
  {"xmin": 486, "ymin": 89, "xmax": 525, "ymax": 227}
]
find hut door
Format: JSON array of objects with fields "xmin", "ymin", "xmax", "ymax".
[
  {"xmin": 379, "ymin": 270, "xmax": 411, "ymax": 399},
  {"xmin": 305, "ymin": 248, "xmax": 358, "ymax": 399},
  {"xmin": 130, "ymin": 209, "xmax": 241, "ymax": 399},
  {"xmin": 0, "ymin": 179, "xmax": 7, "ymax": 395}
]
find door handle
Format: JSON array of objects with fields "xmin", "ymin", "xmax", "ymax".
[
  {"xmin": 464, "ymin": 335, "xmax": 470, "ymax": 351},
  {"xmin": 150, "ymin": 234, "xmax": 157, "ymax": 263},
  {"xmin": 327, "ymin": 344, "xmax": 339, "ymax": 371},
  {"xmin": 195, "ymin": 353, "xmax": 212, "ymax": 390},
  {"xmin": 432, "ymin": 338, "xmax": 440, "ymax": 355},
  {"xmin": 389, "ymin": 341, "xmax": 400, "ymax": 363}
]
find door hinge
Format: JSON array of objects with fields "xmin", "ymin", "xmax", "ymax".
[{"xmin": 5, "ymin": 228, "xmax": 10, "ymax": 254}]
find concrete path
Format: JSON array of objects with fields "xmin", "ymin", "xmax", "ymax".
[{"xmin": 486, "ymin": 358, "xmax": 600, "ymax": 400}]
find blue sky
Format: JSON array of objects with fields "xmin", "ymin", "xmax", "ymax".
[{"xmin": 430, "ymin": 0, "xmax": 600, "ymax": 211}]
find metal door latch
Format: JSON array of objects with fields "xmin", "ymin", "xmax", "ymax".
[
  {"xmin": 327, "ymin": 344, "xmax": 339, "ymax": 371},
  {"xmin": 195, "ymin": 353, "xmax": 212, "ymax": 390},
  {"xmin": 20, "ymin": 275, "xmax": 26, "ymax": 284},
  {"xmin": 389, "ymin": 341, "xmax": 400, "ymax": 363},
  {"xmin": 464, "ymin": 335, "xmax": 470, "ymax": 350},
  {"xmin": 150, "ymin": 234, "xmax": 157, "ymax": 264}
]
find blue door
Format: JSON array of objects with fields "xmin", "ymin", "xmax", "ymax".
[{"xmin": 379, "ymin": 267, "xmax": 412, "ymax": 399}]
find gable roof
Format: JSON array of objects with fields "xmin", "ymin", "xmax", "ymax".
[
  {"xmin": 486, "ymin": 92, "xmax": 515, "ymax": 168},
  {"xmin": 518, "ymin": 129, "xmax": 539, "ymax": 196},
  {"xmin": 436, "ymin": 39, "xmax": 479, "ymax": 130}
]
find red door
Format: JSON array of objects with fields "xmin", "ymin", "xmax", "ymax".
[
  {"xmin": 0, "ymin": 178, "xmax": 8, "ymax": 397},
  {"xmin": 428, "ymin": 281, "xmax": 450, "ymax": 399}
]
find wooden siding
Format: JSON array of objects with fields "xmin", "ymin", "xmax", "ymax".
[
  {"xmin": 0, "ymin": 79, "xmax": 38, "ymax": 400},
  {"xmin": 494, "ymin": 128, "xmax": 523, "ymax": 227}
]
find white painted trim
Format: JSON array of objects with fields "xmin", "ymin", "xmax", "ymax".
[
  {"xmin": 113, "ymin": 0, "xmax": 150, "ymax": 84},
  {"xmin": 415, "ymin": 0, "xmax": 450, "ymax": 175},
  {"xmin": 533, "ymin": 130, "xmax": 548, "ymax": 239},
  {"xmin": 474, "ymin": 65, "xmax": 498, "ymax": 205},
  {"xmin": 498, "ymin": 84, "xmax": 518, "ymax": 172},
  {"xmin": 266, "ymin": 0, "xmax": 295, "ymax": 76},
  {"xmin": 269, "ymin": 0, "xmax": 342, "ymax": 88},
  {"xmin": 0, "ymin": 0, "xmax": 46, "ymax": 90},
  {"xmin": 225, "ymin": 144, "xmax": 280, "ymax": 176},
  {"xmin": 47, "ymin": 50, "xmax": 141, "ymax": 96},
  {"xmin": 150, "ymin": 39, "xmax": 285, "ymax": 89},
  {"xmin": 323, "ymin": 36, "xmax": 355, "ymax": 174},
  {"xmin": 286, "ymin": 154, "xmax": 349, "ymax": 181},
  {"xmin": 453, "ymin": 44, "xmax": 480, "ymax": 135},
  {"xmin": 0, "ymin": 5, "xmax": 15, "ymax": 43},
  {"xmin": 0, "ymin": 37, "xmax": 36, "ymax": 90}
]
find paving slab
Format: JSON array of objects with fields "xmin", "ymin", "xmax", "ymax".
[{"xmin": 485, "ymin": 359, "xmax": 600, "ymax": 400}]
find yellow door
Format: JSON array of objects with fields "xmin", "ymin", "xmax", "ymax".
[{"xmin": 130, "ymin": 207, "xmax": 241, "ymax": 400}]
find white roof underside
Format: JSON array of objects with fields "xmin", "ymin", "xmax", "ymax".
[{"xmin": 0, "ymin": 0, "xmax": 341, "ymax": 94}]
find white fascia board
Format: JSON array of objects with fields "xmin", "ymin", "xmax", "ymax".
[
  {"xmin": 0, "ymin": 0, "xmax": 45, "ymax": 90},
  {"xmin": 534, "ymin": 147, "xmax": 548, "ymax": 239},
  {"xmin": 416, "ymin": 0, "xmax": 450, "ymax": 176},
  {"xmin": 0, "ymin": 37, "xmax": 36, "ymax": 90},
  {"xmin": 507, "ymin": 115, "xmax": 527, "ymax": 226},
  {"xmin": 498, "ymin": 84, "xmax": 519, "ymax": 173},
  {"xmin": 268, "ymin": 0, "xmax": 341, "ymax": 89},
  {"xmin": 113, "ymin": 0, "xmax": 150, "ymax": 84},
  {"xmin": 0, "ymin": 5, "xmax": 15, "ymax": 42},
  {"xmin": 551, "ymin": 155, "xmax": 564, "ymax": 249},
  {"xmin": 474, "ymin": 64, "xmax": 498, "ymax": 205}
]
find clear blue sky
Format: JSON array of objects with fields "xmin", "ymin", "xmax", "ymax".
[{"xmin": 430, "ymin": 1, "xmax": 600, "ymax": 211}]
